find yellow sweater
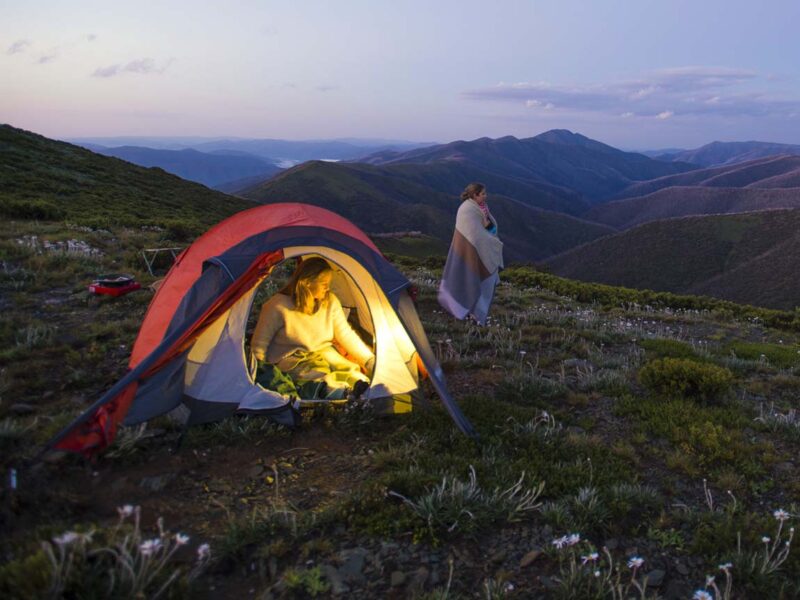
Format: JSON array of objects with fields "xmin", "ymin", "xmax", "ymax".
[{"xmin": 250, "ymin": 293, "xmax": 374, "ymax": 367}]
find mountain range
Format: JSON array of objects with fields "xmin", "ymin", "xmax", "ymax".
[
  {"xmin": 239, "ymin": 160, "xmax": 614, "ymax": 261},
  {"xmin": 68, "ymin": 136, "xmax": 428, "ymax": 165},
  {"xmin": 359, "ymin": 129, "xmax": 694, "ymax": 203},
  {"xmin": 5, "ymin": 123, "xmax": 800, "ymax": 310}
]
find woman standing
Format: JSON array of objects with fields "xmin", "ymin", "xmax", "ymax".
[{"xmin": 438, "ymin": 183, "xmax": 503, "ymax": 325}]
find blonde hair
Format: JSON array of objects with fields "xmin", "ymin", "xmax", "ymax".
[
  {"xmin": 284, "ymin": 257, "xmax": 332, "ymax": 315},
  {"xmin": 460, "ymin": 182, "xmax": 486, "ymax": 201}
]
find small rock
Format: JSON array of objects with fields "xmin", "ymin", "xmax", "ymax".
[
  {"xmin": 566, "ymin": 425, "xmax": 585, "ymax": 435},
  {"xmin": 645, "ymin": 569, "xmax": 665, "ymax": 587},
  {"xmin": 321, "ymin": 564, "xmax": 350, "ymax": 596},
  {"xmin": 520, "ymin": 549, "xmax": 542, "ymax": 568},
  {"xmin": 408, "ymin": 567, "xmax": 429, "ymax": 594},
  {"xmin": 675, "ymin": 562, "xmax": 689, "ymax": 576},
  {"xmin": 111, "ymin": 476, "xmax": 129, "ymax": 492},
  {"xmin": 775, "ymin": 462, "xmax": 795, "ymax": 474},
  {"xmin": 390, "ymin": 571, "xmax": 406, "ymax": 587},
  {"xmin": 248, "ymin": 465, "xmax": 265, "ymax": 478},
  {"xmin": 563, "ymin": 358, "xmax": 593, "ymax": 368},
  {"xmin": 139, "ymin": 473, "xmax": 177, "ymax": 492},
  {"xmin": 604, "ymin": 538, "xmax": 619, "ymax": 551},
  {"xmin": 339, "ymin": 548, "xmax": 368, "ymax": 583},
  {"xmin": 10, "ymin": 403, "xmax": 36, "ymax": 415},
  {"xmin": 489, "ymin": 549, "xmax": 506, "ymax": 564}
]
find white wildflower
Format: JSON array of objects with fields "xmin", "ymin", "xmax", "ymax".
[
  {"xmin": 139, "ymin": 539, "xmax": 162, "ymax": 556},
  {"xmin": 197, "ymin": 543, "xmax": 211, "ymax": 561},
  {"xmin": 53, "ymin": 531, "xmax": 80, "ymax": 546},
  {"xmin": 117, "ymin": 504, "xmax": 135, "ymax": 518},
  {"xmin": 773, "ymin": 508, "xmax": 790, "ymax": 522},
  {"xmin": 762, "ymin": 536, "xmax": 771, "ymax": 544},
  {"xmin": 693, "ymin": 591, "xmax": 713, "ymax": 600},
  {"xmin": 174, "ymin": 533, "xmax": 190, "ymax": 545},
  {"xmin": 551, "ymin": 535, "xmax": 569, "ymax": 549},
  {"xmin": 581, "ymin": 552, "xmax": 599, "ymax": 565},
  {"xmin": 706, "ymin": 575, "xmax": 715, "ymax": 586},
  {"xmin": 627, "ymin": 556, "xmax": 644, "ymax": 569},
  {"xmin": 718, "ymin": 562, "xmax": 732, "ymax": 571},
  {"xmin": 567, "ymin": 533, "xmax": 581, "ymax": 546}
]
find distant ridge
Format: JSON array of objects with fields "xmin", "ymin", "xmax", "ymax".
[
  {"xmin": 83, "ymin": 145, "xmax": 282, "ymax": 188},
  {"xmin": 586, "ymin": 186, "xmax": 800, "ymax": 230},
  {"xmin": 656, "ymin": 140, "xmax": 800, "ymax": 167},
  {"xmin": 359, "ymin": 130, "xmax": 695, "ymax": 203},
  {"xmin": 614, "ymin": 155, "xmax": 800, "ymax": 199},
  {"xmin": 546, "ymin": 209, "xmax": 800, "ymax": 309}
]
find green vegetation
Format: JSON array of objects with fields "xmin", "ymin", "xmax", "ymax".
[
  {"xmin": 503, "ymin": 265, "xmax": 800, "ymax": 330},
  {"xmin": 544, "ymin": 209, "xmax": 800, "ymax": 311},
  {"xmin": 0, "ymin": 124, "xmax": 255, "ymax": 229},
  {"xmin": 724, "ymin": 340, "xmax": 800, "ymax": 369},
  {"xmin": 638, "ymin": 358, "xmax": 734, "ymax": 404}
]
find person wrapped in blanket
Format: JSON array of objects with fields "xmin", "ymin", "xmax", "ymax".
[
  {"xmin": 438, "ymin": 182, "xmax": 503, "ymax": 325},
  {"xmin": 251, "ymin": 257, "xmax": 374, "ymax": 400}
]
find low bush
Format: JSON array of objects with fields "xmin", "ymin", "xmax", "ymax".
[
  {"xmin": 639, "ymin": 358, "xmax": 733, "ymax": 403},
  {"xmin": 0, "ymin": 198, "xmax": 65, "ymax": 221},
  {"xmin": 638, "ymin": 338, "xmax": 705, "ymax": 361}
]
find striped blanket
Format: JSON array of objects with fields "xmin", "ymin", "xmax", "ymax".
[{"xmin": 438, "ymin": 200, "xmax": 504, "ymax": 325}]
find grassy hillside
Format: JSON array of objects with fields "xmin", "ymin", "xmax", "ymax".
[
  {"xmin": 0, "ymin": 124, "xmax": 256, "ymax": 231},
  {"xmin": 241, "ymin": 160, "xmax": 615, "ymax": 261},
  {"xmin": 547, "ymin": 209, "xmax": 800, "ymax": 310},
  {"xmin": 2, "ymin": 216, "xmax": 800, "ymax": 597},
  {"xmin": 586, "ymin": 186, "xmax": 800, "ymax": 230}
]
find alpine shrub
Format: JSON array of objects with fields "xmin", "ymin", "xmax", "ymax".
[
  {"xmin": 0, "ymin": 199, "xmax": 65, "ymax": 220},
  {"xmin": 638, "ymin": 358, "xmax": 733, "ymax": 404}
]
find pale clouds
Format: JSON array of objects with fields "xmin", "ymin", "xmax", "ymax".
[
  {"xmin": 92, "ymin": 58, "xmax": 172, "ymax": 78},
  {"xmin": 7, "ymin": 39, "xmax": 31, "ymax": 55},
  {"xmin": 38, "ymin": 49, "xmax": 59, "ymax": 64},
  {"xmin": 463, "ymin": 67, "xmax": 800, "ymax": 120}
]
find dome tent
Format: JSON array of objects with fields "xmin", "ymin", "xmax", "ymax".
[{"xmin": 46, "ymin": 203, "xmax": 475, "ymax": 457}]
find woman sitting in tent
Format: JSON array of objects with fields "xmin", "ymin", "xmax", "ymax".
[{"xmin": 251, "ymin": 257, "xmax": 374, "ymax": 400}]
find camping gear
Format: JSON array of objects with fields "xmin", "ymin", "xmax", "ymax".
[
  {"xmin": 46, "ymin": 203, "xmax": 475, "ymax": 457},
  {"xmin": 89, "ymin": 274, "xmax": 141, "ymax": 297},
  {"xmin": 142, "ymin": 247, "xmax": 183, "ymax": 276}
]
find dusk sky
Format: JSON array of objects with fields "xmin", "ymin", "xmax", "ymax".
[{"xmin": 3, "ymin": 0, "xmax": 800, "ymax": 149}]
